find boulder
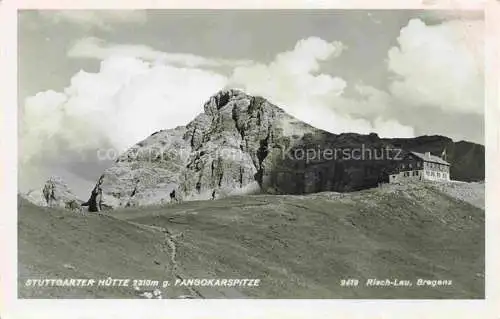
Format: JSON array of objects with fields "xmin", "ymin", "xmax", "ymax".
[{"xmin": 22, "ymin": 176, "xmax": 84, "ymax": 211}]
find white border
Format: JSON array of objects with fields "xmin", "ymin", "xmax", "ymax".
[{"xmin": 1, "ymin": 1, "xmax": 499, "ymax": 318}]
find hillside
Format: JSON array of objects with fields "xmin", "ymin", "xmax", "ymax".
[
  {"xmin": 83, "ymin": 89, "xmax": 485, "ymax": 211},
  {"xmin": 18, "ymin": 181, "xmax": 484, "ymax": 299}
]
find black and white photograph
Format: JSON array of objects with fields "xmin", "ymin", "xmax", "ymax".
[{"xmin": 15, "ymin": 8, "xmax": 486, "ymax": 300}]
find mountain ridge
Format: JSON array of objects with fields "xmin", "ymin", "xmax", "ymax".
[{"xmin": 81, "ymin": 88, "xmax": 484, "ymax": 210}]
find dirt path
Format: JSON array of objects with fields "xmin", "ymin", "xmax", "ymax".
[
  {"xmin": 122, "ymin": 220, "xmax": 203, "ymax": 298},
  {"xmin": 160, "ymin": 226, "xmax": 204, "ymax": 299},
  {"xmin": 118, "ymin": 219, "xmax": 250, "ymax": 299}
]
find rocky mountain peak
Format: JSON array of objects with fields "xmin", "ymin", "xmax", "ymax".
[
  {"xmin": 203, "ymin": 88, "xmax": 247, "ymax": 114},
  {"xmin": 85, "ymin": 89, "xmax": 485, "ymax": 211}
]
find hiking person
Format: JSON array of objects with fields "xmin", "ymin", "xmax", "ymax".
[{"xmin": 170, "ymin": 189, "xmax": 177, "ymax": 203}]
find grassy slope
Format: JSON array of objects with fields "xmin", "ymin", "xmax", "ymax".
[{"xmin": 18, "ymin": 182, "xmax": 484, "ymax": 299}]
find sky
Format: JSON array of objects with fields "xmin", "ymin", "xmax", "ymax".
[{"xmin": 17, "ymin": 9, "xmax": 485, "ymax": 198}]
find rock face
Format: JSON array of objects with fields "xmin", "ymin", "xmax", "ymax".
[
  {"xmin": 88, "ymin": 89, "xmax": 485, "ymax": 209},
  {"xmin": 82, "ymin": 175, "xmax": 104, "ymax": 212},
  {"xmin": 92, "ymin": 89, "xmax": 315, "ymax": 208},
  {"xmin": 22, "ymin": 176, "xmax": 83, "ymax": 210}
]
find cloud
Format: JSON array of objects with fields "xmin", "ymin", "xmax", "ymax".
[
  {"xmin": 228, "ymin": 37, "xmax": 414, "ymax": 137},
  {"xmin": 68, "ymin": 37, "xmax": 253, "ymax": 68},
  {"xmin": 373, "ymin": 117, "xmax": 415, "ymax": 138},
  {"xmin": 20, "ymin": 57, "xmax": 228, "ymax": 166},
  {"xmin": 387, "ymin": 18, "xmax": 484, "ymax": 114},
  {"xmin": 229, "ymin": 38, "xmax": 347, "ymax": 105},
  {"xmin": 21, "ymin": 36, "xmax": 417, "ymax": 173},
  {"xmin": 37, "ymin": 10, "xmax": 147, "ymax": 30}
]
